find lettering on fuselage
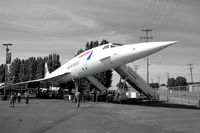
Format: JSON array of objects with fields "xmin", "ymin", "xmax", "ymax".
[{"xmin": 67, "ymin": 61, "xmax": 79, "ymax": 70}]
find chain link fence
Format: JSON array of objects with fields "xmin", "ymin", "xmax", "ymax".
[{"xmin": 158, "ymin": 85, "xmax": 200, "ymax": 107}]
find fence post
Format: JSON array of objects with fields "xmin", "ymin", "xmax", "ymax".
[
  {"xmin": 166, "ymin": 89, "xmax": 168, "ymax": 102},
  {"xmin": 187, "ymin": 86, "xmax": 189, "ymax": 105},
  {"xmin": 178, "ymin": 86, "xmax": 181, "ymax": 104},
  {"xmin": 197, "ymin": 85, "xmax": 200, "ymax": 108}
]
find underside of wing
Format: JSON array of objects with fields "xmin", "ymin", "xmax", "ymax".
[{"xmin": 8, "ymin": 72, "xmax": 71, "ymax": 88}]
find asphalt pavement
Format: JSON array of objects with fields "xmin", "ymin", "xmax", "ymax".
[{"xmin": 0, "ymin": 99, "xmax": 200, "ymax": 133}]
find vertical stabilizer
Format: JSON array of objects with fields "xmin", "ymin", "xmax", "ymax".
[{"xmin": 45, "ymin": 62, "xmax": 50, "ymax": 78}]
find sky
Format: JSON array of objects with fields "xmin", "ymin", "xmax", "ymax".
[{"xmin": 0, "ymin": 0, "xmax": 200, "ymax": 85}]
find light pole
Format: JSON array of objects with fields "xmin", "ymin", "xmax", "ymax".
[{"xmin": 2, "ymin": 43, "xmax": 12, "ymax": 100}]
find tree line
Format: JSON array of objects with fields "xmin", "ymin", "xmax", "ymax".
[
  {"xmin": 167, "ymin": 76, "xmax": 187, "ymax": 87},
  {"xmin": 0, "ymin": 53, "xmax": 61, "ymax": 84}
]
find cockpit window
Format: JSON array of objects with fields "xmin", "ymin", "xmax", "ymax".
[
  {"xmin": 102, "ymin": 45, "xmax": 109, "ymax": 49},
  {"xmin": 110, "ymin": 43, "xmax": 124, "ymax": 48},
  {"xmin": 111, "ymin": 43, "xmax": 124, "ymax": 46},
  {"xmin": 111, "ymin": 45, "xmax": 116, "ymax": 48}
]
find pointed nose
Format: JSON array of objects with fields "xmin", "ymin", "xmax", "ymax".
[
  {"xmin": 129, "ymin": 41, "xmax": 179, "ymax": 59},
  {"xmin": 139, "ymin": 41, "xmax": 179, "ymax": 54},
  {"xmin": 151, "ymin": 41, "xmax": 179, "ymax": 48}
]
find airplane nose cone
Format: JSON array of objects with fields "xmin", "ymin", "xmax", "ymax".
[
  {"xmin": 156, "ymin": 41, "xmax": 179, "ymax": 48},
  {"xmin": 130, "ymin": 41, "xmax": 179, "ymax": 59},
  {"xmin": 143, "ymin": 41, "xmax": 179, "ymax": 51}
]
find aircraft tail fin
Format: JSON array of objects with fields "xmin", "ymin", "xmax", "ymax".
[{"xmin": 45, "ymin": 62, "xmax": 50, "ymax": 78}]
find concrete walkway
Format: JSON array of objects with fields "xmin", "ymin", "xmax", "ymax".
[{"xmin": 0, "ymin": 99, "xmax": 200, "ymax": 133}]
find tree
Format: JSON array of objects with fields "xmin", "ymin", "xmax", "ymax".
[
  {"xmin": 9, "ymin": 58, "xmax": 21, "ymax": 83},
  {"xmin": 18, "ymin": 59, "xmax": 28, "ymax": 82},
  {"xmin": 46, "ymin": 53, "xmax": 61, "ymax": 73},
  {"xmin": 167, "ymin": 76, "xmax": 188, "ymax": 87},
  {"xmin": 35, "ymin": 57, "xmax": 45, "ymax": 79},
  {"xmin": 167, "ymin": 78, "xmax": 175, "ymax": 87},
  {"xmin": 150, "ymin": 82, "xmax": 159, "ymax": 88},
  {"xmin": 93, "ymin": 41, "xmax": 99, "ymax": 48},
  {"xmin": 175, "ymin": 76, "xmax": 187, "ymax": 86},
  {"xmin": 8, "ymin": 53, "xmax": 61, "ymax": 83},
  {"xmin": 76, "ymin": 49, "xmax": 84, "ymax": 56},
  {"xmin": 0, "ymin": 64, "xmax": 5, "ymax": 83},
  {"xmin": 52, "ymin": 53, "xmax": 61, "ymax": 72},
  {"xmin": 27, "ymin": 57, "xmax": 37, "ymax": 80}
]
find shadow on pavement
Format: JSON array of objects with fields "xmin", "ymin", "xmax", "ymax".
[{"xmin": 123, "ymin": 101, "xmax": 200, "ymax": 110}]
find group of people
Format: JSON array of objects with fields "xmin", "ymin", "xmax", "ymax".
[{"xmin": 10, "ymin": 91, "xmax": 29, "ymax": 108}]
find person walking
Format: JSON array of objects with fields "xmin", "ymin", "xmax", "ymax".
[
  {"xmin": 75, "ymin": 91, "xmax": 81, "ymax": 108},
  {"xmin": 13, "ymin": 92, "xmax": 17, "ymax": 103}
]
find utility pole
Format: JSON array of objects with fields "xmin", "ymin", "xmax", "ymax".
[
  {"xmin": 188, "ymin": 64, "xmax": 194, "ymax": 90},
  {"xmin": 166, "ymin": 72, "xmax": 170, "ymax": 85},
  {"xmin": 140, "ymin": 29, "xmax": 153, "ymax": 84},
  {"xmin": 157, "ymin": 76, "xmax": 160, "ymax": 85},
  {"xmin": 2, "ymin": 43, "xmax": 13, "ymax": 100}
]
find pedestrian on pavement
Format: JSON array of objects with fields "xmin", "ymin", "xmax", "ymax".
[
  {"xmin": 75, "ymin": 91, "xmax": 81, "ymax": 108},
  {"xmin": 13, "ymin": 92, "xmax": 17, "ymax": 103},
  {"xmin": 24, "ymin": 91, "xmax": 29, "ymax": 104},
  {"xmin": 10, "ymin": 92, "xmax": 15, "ymax": 108},
  {"xmin": 17, "ymin": 92, "xmax": 21, "ymax": 103}
]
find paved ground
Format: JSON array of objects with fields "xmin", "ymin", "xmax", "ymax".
[{"xmin": 0, "ymin": 99, "xmax": 200, "ymax": 133}]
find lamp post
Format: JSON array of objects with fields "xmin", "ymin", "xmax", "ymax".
[{"xmin": 2, "ymin": 43, "xmax": 12, "ymax": 100}]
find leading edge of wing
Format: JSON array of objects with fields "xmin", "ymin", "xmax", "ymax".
[{"xmin": 8, "ymin": 72, "xmax": 71, "ymax": 87}]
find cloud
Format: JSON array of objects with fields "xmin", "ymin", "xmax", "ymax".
[
  {"xmin": 0, "ymin": 0, "xmax": 200, "ymax": 84},
  {"xmin": 0, "ymin": 2, "xmax": 99, "ymax": 35}
]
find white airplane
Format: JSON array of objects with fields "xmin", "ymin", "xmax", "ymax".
[{"xmin": 11, "ymin": 41, "xmax": 178, "ymax": 91}]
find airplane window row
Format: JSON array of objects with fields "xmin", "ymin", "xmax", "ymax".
[
  {"xmin": 102, "ymin": 45, "xmax": 109, "ymax": 49},
  {"xmin": 102, "ymin": 43, "xmax": 124, "ymax": 49},
  {"xmin": 111, "ymin": 43, "xmax": 124, "ymax": 46}
]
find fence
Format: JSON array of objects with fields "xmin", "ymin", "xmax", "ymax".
[{"xmin": 158, "ymin": 85, "xmax": 200, "ymax": 107}]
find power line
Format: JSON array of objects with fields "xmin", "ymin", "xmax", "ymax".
[
  {"xmin": 148, "ymin": 0, "xmax": 163, "ymax": 29},
  {"xmin": 150, "ymin": 0, "xmax": 168, "ymax": 31},
  {"xmin": 154, "ymin": 0, "xmax": 181, "ymax": 38},
  {"xmin": 142, "ymin": 0, "xmax": 181, "ymax": 40},
  {"xmin": 143, "ymin": 0, "xmax": 156, "ymax": 29}
]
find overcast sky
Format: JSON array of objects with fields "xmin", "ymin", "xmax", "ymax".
[{"xmin": 0, "ymin": 0, "xmax": 200, "ymax": 84}]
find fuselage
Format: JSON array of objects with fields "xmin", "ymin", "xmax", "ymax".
[{"xmin": 47, "ymin": 41, "xmax": 178, "ymax": 84}]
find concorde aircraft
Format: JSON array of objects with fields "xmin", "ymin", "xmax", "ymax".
[{"xmin": 10, "ymin": 41, "xmax": 178, "ymax": 91}]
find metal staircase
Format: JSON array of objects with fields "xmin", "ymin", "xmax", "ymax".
[
  {"xmin": 86, "ymin": 76, "xmax": 107, "ymax": 91},
  {"xmin": 114, "ymin": 65, "xmax": 159, "ymax": 101}
]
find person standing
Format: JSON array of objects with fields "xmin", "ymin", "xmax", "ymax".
[
  {"xmin": 10, "ymin": 92, "xmax": 15, "ymax": 108},
  {"xmin": 24, "ymin": 91, "xmax": 29, "ymax": 104}
]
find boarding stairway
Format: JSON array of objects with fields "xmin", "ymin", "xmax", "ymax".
[
  {"xmin": 114, "ymin": 65, "xmax": 159, "ymax": 101},
  {"xmin": 86, "ymin": 76, "xmax": 107, "ymax": 91}
]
